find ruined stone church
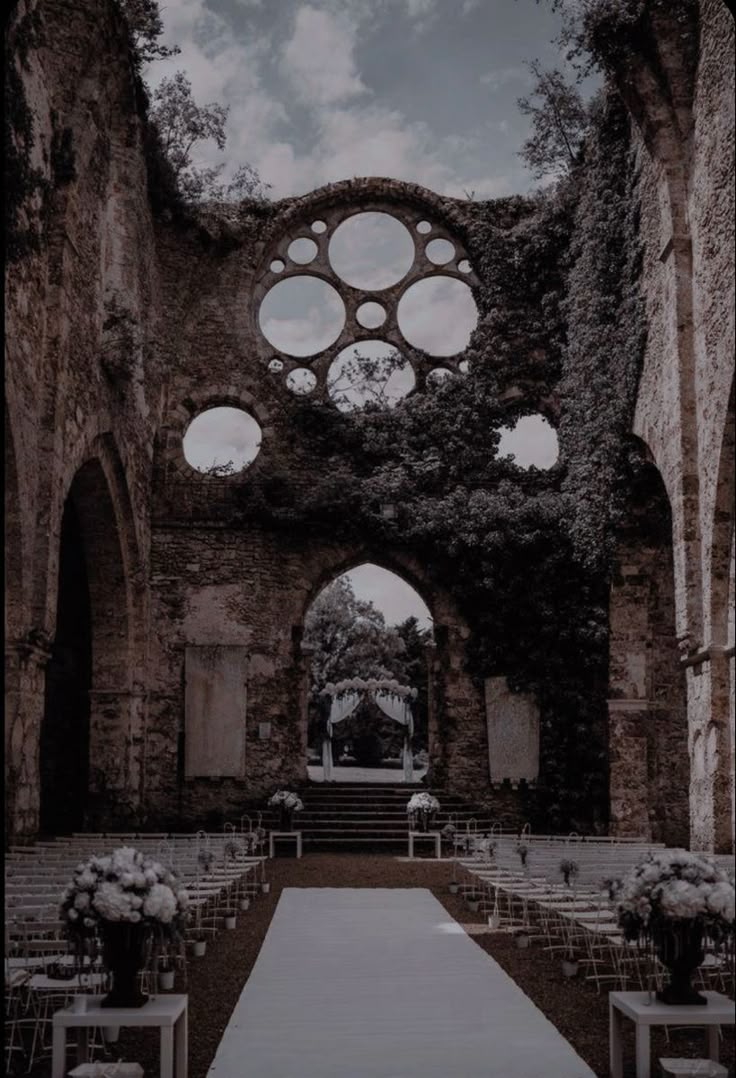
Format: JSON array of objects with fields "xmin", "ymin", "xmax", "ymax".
[{"xmin": 5, "ymin": 0, "xmax": 734, "ymax": 853}]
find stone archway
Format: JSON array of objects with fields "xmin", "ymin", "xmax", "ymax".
[
  {"xmin": 39, "ymin": 445, "xmax": 145, "ymax": 833},
  {"xmin": 608, "ymin": 440, "xmax": 689, "ymax": 845},
  {"xmin": 302, "ymin": 561, "xmax": 433, "ymax": 785}
]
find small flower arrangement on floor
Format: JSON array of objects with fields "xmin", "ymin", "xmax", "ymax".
[
  {"xmin": 515, "ymin": 842, "xmax": 530, "ymax": 867},
  {"xmin": 268, "ymin": 790, "xmax": 304, "ymax": 812},
  {"xmin": 613, "ymin": 849, "xmax": 735, "ymax": 941},
  {"xmin": 60, "ymin": 847, "xmax": 189, "ymax": 945}
]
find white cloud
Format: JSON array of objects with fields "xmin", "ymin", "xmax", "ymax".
[{"xmin": 281, "ymin": 6, "xmax": 367, "ymax": 106}]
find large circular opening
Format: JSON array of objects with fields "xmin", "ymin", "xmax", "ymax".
[
  {"xmin": 258, "ymin": 276, "xmax": 345, "ymax": 357},
  {"xmin": 183, "ymin": 406, "xmax": 262, "ymax": 475},
  {"xmin": 328, "ymin": 212, "xmax": 415, "ymax": 291},
  {"xmin": 497, "ymin": 415, "xmax": 559, "ymax": 469},
  {"xmin": 327, "ymin": 341, "xmax": 415, "ymax": 412},
  {"xmin": 397, "ymin": 277, "xmax": 477, "ymax": 356}
]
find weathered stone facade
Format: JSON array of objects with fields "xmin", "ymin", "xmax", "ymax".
[{"xmin": 5, "ymin": 0, "xmax": 734, "ymax": 848}]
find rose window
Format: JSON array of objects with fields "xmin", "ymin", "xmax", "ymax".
[{"xmin": 253, "ymin": 206, "xmax": 479, "ymax": 409}]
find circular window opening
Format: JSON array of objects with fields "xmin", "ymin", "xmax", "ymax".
[
  {"xmin": 458, "ymin": 359, "xmax": 471, "ymax": 374},
  {"xmin": 497, "ymin": 415, "xmax": 559, "ymax": 470},
  {"xmin": 416, "ymin": 220, "xmax": 432, "ymax": 234},
  {"xmin": 457, "ymin": 259, "xmax": 472, "ymax": 274},
  {"xmin": 397, "ymin": 277, "xmax": 478, "ymax": 356},
  {"xmin": 286, "ymin": 368, "xmax": 317, "ymax": 396},
  {"xmin": 288, "ymin": 237, "xmax": 318, "ymax": 264},
  {"xmin": 328, "ymin": 212, "xmax": 414, "ymax": 291},
  {"xmin": 259, "ymin": 276, "xmax": 345, "ymax": 357},
  {"xmin": 356, "ymin": 301, "xmax": 387, "ymax": 330},
  {"xmin": 183, "ymin": 407, "xmax": 262, "ymax": 475},
  {"xmin": 268, "ymin": 358, "xmax": 284, "ymax": 373},
  {"xmin": 270, "ymin": 259, "xmax": 285, "ymax": 273},
  {"xmin": 327, "ymin": 340, "xmax": 415, "ymax": 412},
  {"xmin": 311, "ymin": 220, "xmax": 327, "ymax": 234},
  {"xmin": 425, "ymin": 238, "xmax": 455, "ymax": 266}
]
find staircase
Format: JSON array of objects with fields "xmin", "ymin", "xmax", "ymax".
[{"xmin": 277, "ymin": 783, "xmax": 500, "ymax": 853}]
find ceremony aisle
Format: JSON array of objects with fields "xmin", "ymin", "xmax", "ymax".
[{"xmin": 207, "ymin": 887, "xmax": 594, "ymax": 1078}]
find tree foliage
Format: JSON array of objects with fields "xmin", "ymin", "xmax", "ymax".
[
  {"xmin": 149, "ymin": 71, "xmax": 270, "ymax": 205},
  {"xmin": 117, "ymin": 0, "xmax": 180, "ymax": 67},
  {"xmin": 517, "ymin": 61, "xmax": 590, "ymax": 179}
]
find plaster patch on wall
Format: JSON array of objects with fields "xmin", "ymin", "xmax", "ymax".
[{"xmin": 485, "ymin": 676, "xmax": 539, "ymax": 785}]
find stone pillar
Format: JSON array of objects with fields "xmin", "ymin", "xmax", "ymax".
[
  {"xmin": 686, "ymin": 646, "xmax": 734, "ymax": 853},
  {"xmin": 4, "ymin": 632, "xmax": 52, "ymax": 840},
  {"xmin": 424, "ymin": 639, "xmax": 439, "ymax": 784},
  {"xmin": 608, "ymin": 701, "xmax": 651, "ymax": 840},
  {"xmin": 87, "ymin": 686, "xmax": 147, "ymax": 828}
]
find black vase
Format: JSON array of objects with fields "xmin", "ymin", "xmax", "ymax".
[
  {"xmin": 100, "ymin": 922, "xmax": 150, "ymax": 1008},
  {"xmin": 418, "ymin": 811, "xmax": 435, "ymax": 833},
  {"xmin": 279, "ymin": 806, "xmax": 294, "ymax": 831},
  {"xmin": 653, "ymin": 920, "xmax": 707, "ymax": 1005}
]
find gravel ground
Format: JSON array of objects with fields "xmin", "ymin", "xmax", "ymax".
[{"xmin": 27, "ymin": 854, "xmax": 735, "ymax": 1078}]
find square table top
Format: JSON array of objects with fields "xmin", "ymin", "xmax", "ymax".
[
  {"xmin": 53, "ymin": 993, "xmax": 188, "ymax": 1027},
  {"xmin": 609, "ymin": 991, "xmax": 734, "ymax": 1024}
]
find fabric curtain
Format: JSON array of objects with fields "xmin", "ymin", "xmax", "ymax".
[
  {"xmin": 322, "ymin": 692, "xmax": 362, "ymax": 783},
  {"xmin": 374, "ymin": 692, "xmax": 414, "ymax": 783}
]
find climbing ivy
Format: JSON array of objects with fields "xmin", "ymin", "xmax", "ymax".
[{"xmin": 226, "ymin": 84, "xmax": 648, "ymax": 832}]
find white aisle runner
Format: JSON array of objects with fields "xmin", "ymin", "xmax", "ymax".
[{"xmin": 207, "ymin": 888, "xmax": 595, "ymax": 1078}]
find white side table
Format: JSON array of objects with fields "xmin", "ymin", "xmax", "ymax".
[
  {"xmin": 609, "ymin": 991, "xmax": 734, "ymax": 1078},
  {"xmin": 408, "ymin": 831, "xmax": 441, "ymax": 859},
  {"xmin": 52, "ymin": 994, "xmax": 188, "ymax": 1078},
  {"xmin": 269, "ymin": 831, "xmax": 303, "ymax": 858}
]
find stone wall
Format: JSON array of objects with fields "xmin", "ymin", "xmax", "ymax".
[
  {"xmin": 4, "ymin": 0, "xmax": 734, "ymax": 846},
  {"xmin": 619, "ymin": 0, "xmax": 735, "ymax": 850}
]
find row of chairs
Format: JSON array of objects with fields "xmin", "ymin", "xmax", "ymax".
[
  {"xmin": 452, "ymin": 836, "xmax": 735, "ymax": 1000},
  {"xmin": 5, "ymin": 830, "xmax": 270, "ymax": 1074}
]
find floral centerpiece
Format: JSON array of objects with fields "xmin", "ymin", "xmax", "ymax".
[
  {"xmin": 268, "ymin": 790, "xmax": 304, "ymax": 830},
  {"xmin": 407, "ymin": 792, "xmax": 440, "ymax": 832},
  {"xmin": 613, "ymin": 849, "xmax": 735, "ymax": 1005},
  {"xmin": 60, "ymin": 847, "xmax": 189, "ymax": 1008},
  {"xmin": 516, "ymin": 842, "xmax": 530, "ymax": 867}
]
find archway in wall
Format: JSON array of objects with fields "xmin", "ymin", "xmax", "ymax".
[
  {"xmin": 608, "ymin": 442, "xmax": 689, "ymax": 846},
  {"xmin": 40, "ymin": 458, "xmax": 131, "ymax": 833},
  {"xmin": 302, "ymin": 563, "xmax": 433, "ymax": 784}
]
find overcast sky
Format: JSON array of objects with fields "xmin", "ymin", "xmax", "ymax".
[{"xmin": 160, "ymin": 0, "xmax": 576, "ymax": 625}]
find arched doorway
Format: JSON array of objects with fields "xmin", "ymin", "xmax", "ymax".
[
  {"xmin": 40, "ymin": 455, "xmax": 134, "ymax": 832},
  {"xmin": 303, "ymin": 563, "xmax": 433, "ymax": 783},
  {"xmin": 608, "ymin": 441, "xmax": 689, "ymax": 845}
]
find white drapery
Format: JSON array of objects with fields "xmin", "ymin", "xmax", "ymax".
[
  {"xmin": 321, "ymin": 689, "xmax": 415, "ymax": 783},
  {"xmin": 373, "ymin": 692, "xmax": 414, "ymax": 782},
  {"xmin": 322, "ymin": 692, "xmax": 361, "ymax": 781}
]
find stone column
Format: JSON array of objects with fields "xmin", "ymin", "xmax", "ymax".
[
  {"xmin": 686, "ymin": 646, "xmax": 735, "ymax": 853},
  {"xmin": 423, "ymin": 639, "xmax": 438, "ymax": 784},
  {"xmin": 87, "ymin": 686, "xmax": 147, "ymax": 828},
  {"xmin": 4, "ymin": 632, "xmax": 52, "ymax": 841}
]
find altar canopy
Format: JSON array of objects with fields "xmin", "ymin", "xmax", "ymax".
[{"xmin": 320, "ymin": 679, "xmax": 417, "ymax": 782}]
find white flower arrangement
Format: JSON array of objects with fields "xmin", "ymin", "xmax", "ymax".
[
  {"xmin": 268, "ymin": 790, "xmax": 304, "ymax": 812},
  {"xmin": 407, "ymin": 792, "xmax": 440, "ymax": 815},
  {"xmin": 614, "ymin": 849, "xmax": 736, "ymax": 941},
  {"xmin": 60, "ymin": 847, "xmax": 189, "ymax": 940}
]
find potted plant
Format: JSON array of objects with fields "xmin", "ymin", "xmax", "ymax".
[
  {"xmin": 515, "ymin": 928, "xmax": 531, "ymax": 949},
  {"xmin": 158, "ymin": 955, "xmax": 175, "ymax": 990},
  {"xmin": 561, "ymin": 942, "xmax": 579, "ymax": 977},
  {"xmin": 515, "ymin": 842, "xmax": 530, "ymax": 869},
  {"xmin": 268, "ymin": 789, "xmax": 304, "ymax": 830},
  {"xmin": 465, "ymin": 891, "xmax": 483, "ymax": 913},
  {"xmin": 407, "ymin": 792, "xmax": 440, "ymax": 832},
  {"xmin": 60, "ymin": 846, "xmax": 189, "ymax": 1008},
  {"xmin": 614, "ymin": 849, "xmax": 735, "ymax": 1005},
  {"xmin": 224, "ymin": 910, "xmax": 237, "ymax": 930},
  {"xmin": 191, "ymin": 937, "xmax": 207, "ymax": 957}
]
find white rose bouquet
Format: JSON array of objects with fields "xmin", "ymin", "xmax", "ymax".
[
  {"xmin": 407, "ymin": 792, "xmax": 440, "ymax": 815},
  {"xmin": 268, "ymin": 790, "xmax": 304, "ymax": 812},
  {"xmin": 60, "ymin": 846, "xmax": 190, "ymax": 945},
  {"xmin": 614, "ymin": 849, "xmax": 735, "ymax": 942}
]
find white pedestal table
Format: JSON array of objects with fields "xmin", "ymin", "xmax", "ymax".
[
  {"xmin": 52, "ymin": 993, "xmax": 188, "ymax": 1078},
  {"xmin": 408, "ymin": 831, "xmax": 442, "ymax": 859},
  {"xmin": 609, "ymin": 991, "xmax": 734, "ymax": 1078},
  {"xmin": 269, "ymin": 831, "xmax": 303, "ymax": 858}
]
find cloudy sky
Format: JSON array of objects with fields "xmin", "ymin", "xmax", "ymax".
[{"xmin": 161, "ymin": 0, "xmax": 577, "ymax": 625}]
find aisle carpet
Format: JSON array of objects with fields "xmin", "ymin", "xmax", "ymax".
[{"xmin": 207, "ymin": 888, "xmax": 595, "ymax": 1077}]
